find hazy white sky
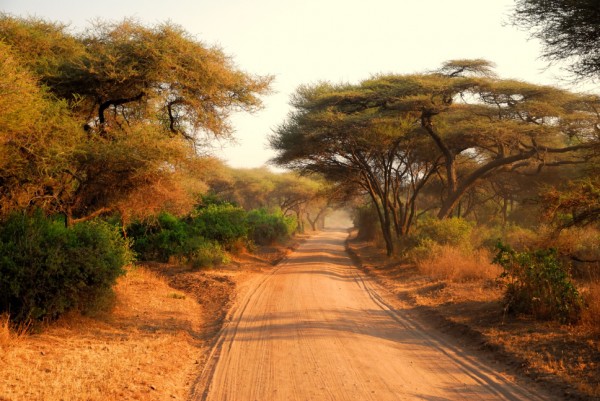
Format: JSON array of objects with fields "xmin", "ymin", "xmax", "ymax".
[{"xmin": 1, "ymin": 0, "xmax": 587, "ymax": 168}]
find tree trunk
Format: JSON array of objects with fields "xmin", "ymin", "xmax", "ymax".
[{"xmin": 368, "ymin": 194, "xmax": 394, "ymax": 257}]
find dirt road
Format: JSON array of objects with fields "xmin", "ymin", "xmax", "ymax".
[{"xmin": 194, "ymin": 230, "xmax": 555, "ymax": 401}]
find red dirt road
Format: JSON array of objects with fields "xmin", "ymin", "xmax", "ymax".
[{"xmin": 194, "ymin": 230, "xmax": 556, "ymax": 401}]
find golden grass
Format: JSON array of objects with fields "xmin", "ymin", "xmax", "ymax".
[
  {"xmin": 581, "ymin": 281, "xmax": 600, "ymax": 332},
  {"xmin": 0, "ymin": 313, "xmax": 9, "ymax": 346},
  {"xmin": 417, "ymin": 245, "xmax": 502, "ymax": 282},
  {"xmin": 0, "ymin": 314, "xmax": 29, "ymax": 349},
  {"xmin": 0, "ymin": 266, "xmax": 205, "ymax": 401}
]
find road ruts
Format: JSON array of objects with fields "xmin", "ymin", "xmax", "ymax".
[{"xmin": 193, "ymin": 229, "xmax": 557, "ymax": 401}]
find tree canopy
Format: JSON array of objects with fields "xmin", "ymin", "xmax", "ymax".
[
  {"xmin": 511, "ymin": 0, "xmax": 600, "ymax": 79},
  {"xmin": 270, "ymin": 60, "xmax": 600, "ymax": 254},
  {"xmin": 0, "ymin": 16, "xmax": 272, "ymax": 224}
]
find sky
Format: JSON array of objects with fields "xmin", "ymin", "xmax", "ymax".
[{"xmin": 1, "ymin": 0, "xmax": 593, "ymax": 169}]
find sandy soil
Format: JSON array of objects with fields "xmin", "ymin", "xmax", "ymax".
[{"xmin": 193, "ymin": 230, "xmax": 557, "ymax": 401}]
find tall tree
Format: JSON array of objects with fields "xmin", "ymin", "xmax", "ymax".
[
  {"xmin": 271, "ymin": 60, "xmax": 600, "ymax": 255},
  {"xmin": 0, "ymin": 16, "xmax": 272, "ymax": 224},
  {"xmin": 511, "ymin": 0, "xmax": 600, "ymax": 79},
  {"xmin": 270, "ymin": 86, "xmax": 437, "ymax": 255}
]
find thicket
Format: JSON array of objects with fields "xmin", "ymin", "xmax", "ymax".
[
  {"xmin": 128, "ymin": 204, "xmax": 297, "ymax": 266},
  {"xmin": 247, "ymin": 208, "xmax": 297, "ymax": 245},
  {"xmin": 192, "ymin": 203, "xmax": 248, "ymax": 248},
  {"xmin": 0, "ymin": 212, "xmax": 132, "ymax": 323},
  {"xmin": 400, "ymin": 217, "xmax": 499, "ymax": 281}
]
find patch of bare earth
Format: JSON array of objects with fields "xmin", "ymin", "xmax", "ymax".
[
  {"xmin": 346, "ymin": 234, "xmax": 600, "ymax": 401},
  {"xmin": 0, "ymin": 238, "xmax": 302, "ymax": 401}
]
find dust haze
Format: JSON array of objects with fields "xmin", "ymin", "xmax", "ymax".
[{"xmin": 324, "ymin": 209, "xmax": 353, "ymax": 230}]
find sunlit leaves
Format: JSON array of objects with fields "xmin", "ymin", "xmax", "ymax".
[{"xmin": 0, "ymin": 15, "xmax": 272, "ymax": 223}]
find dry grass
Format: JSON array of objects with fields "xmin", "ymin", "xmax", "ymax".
[
  {"xmin": 581, "ymin": 281, "xmax": 600, "ymax": 332},
  {"xmin": 0, "ymin": 266, "xmax": 205, "ymax": 401},
  {"xmin": 0, "ymin": 314, "xmax": 29, "ymax": 349},
  {"xmin": 417, "ymin": 245, "xmax": 502, "ymax": 282},
  {"xmin": 0, "ymin": 313, "xmax": 9, "ymax": 346}
]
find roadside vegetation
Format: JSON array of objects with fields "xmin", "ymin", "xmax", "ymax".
[{"xmin": 0, "ymin": 15, "xmax": 331, "ymax": 326}]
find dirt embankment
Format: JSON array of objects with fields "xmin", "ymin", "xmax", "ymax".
[{"xmin": 345, "ymin": 234, "xmax": 600, "ymax": 401}]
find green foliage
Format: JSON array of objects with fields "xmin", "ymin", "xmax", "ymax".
[
  {"xmin": 494, "ymin": 242, "xmax": 583, "ymax": 323},
  {"xmin": 404, "ymin": 217, "xmax": 474, "ymax": 262},
  {"xmin": 417, "ymin": 217, "xmax": 474, "ymax": 247},
  {"xmin": 246, "ymin": 209, "xmax": 296, "ymax": 245},
  {"xmin": 128, "ymin": 212, "xmax": 194, "ymax": 262},
  {"xmin": 128, "ymin": 212, "xmax": 231, "ymax": 268},
  {"xmin": 192, "ymin": 203, "xmax": 248, "ymax": 247},
  {"xmin": 129, "ymin": 206, "xmax": 294, "ymax": 266},
  {"xmin": 0, "ymin": 212, "xmax": 131, "ymax": 323}
]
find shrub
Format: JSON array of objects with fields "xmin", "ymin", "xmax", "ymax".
[
  {"xmin": 503, "ymin": 225, "xmax": 541, "ymax": 251},
  {"xmin": 192, "ymin": 203, "xmax": 248, "ymax": 248},
  {"xmin": 494, "ymin": 242, "xmax": 583, "ymax": 323},
  {"xmin": 406, "ymin": 217, "xmax": 474, "ymax": 261},
  {"xmin": 417, "ymin": 217, "xmax": 474, "ymax": 248},
  {"xmin": 246, "ymin": 209, "xmax": 296, "ymax": 245},
  {"xmin": 190, "ymin": 240, "xmax": 230, "ymax": 269},
  {"xmin": 581, "ymin": 281, "xmax": 600, "ymax": 332},
  {"xmin": 0, "ymin": 212, "xmax": 131, "ymax": 323},
  {"xmin": 128, "ymin": 212, "xmax": 194, "ymax": 262}
]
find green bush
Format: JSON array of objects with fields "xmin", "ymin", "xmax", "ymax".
[
  {"xmin": 192, "ymin": 203, "xmax": 248, "ymax": 248},
  {"xmin": 246, "ymin": 209, "xmax": 296, "ymax": 245},
  {"xmin": 0, "ymin": 212, "xmax": 132, "ymax": 323},
  {"xmin": 417, "ymin": 217, "xmax": 474, "ymax": 247},
  {"xmin": 494, "ymin": 242, "xmax": 582, "ymax": 323},
  {"xmin": 405, "ymin": 217, "xmax": 473, "ymax": 261},
  {"xmin": 129, "ymin": 206, "xmax": 297, "ymax": 265},
  {"xmin": 190, "ymin": 240, "xmax": 230, "ymax": 268},
  {"xmin": 128, "ymin": 212, "xmax": 193, "ymax": 262},
  {"xmin": 128, "ymin": 211, "xmax": 234, "ymax": 267}
]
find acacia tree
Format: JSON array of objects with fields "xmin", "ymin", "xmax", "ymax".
[
  {"xmin": 421, "ymin": 60, "xmax": 599, "ymax": 218},
  {"xmin": 512, "ymin": 0, "xmax": 600, "ymax": 80},
  {"xmin": 270, "ymin": 87, "xmax": 438, "ymax": 255},
  {"xmin": 270, "ymin": 173, "xmax": 330, "ymax": 232},
  {"xmin": 0, "ymin": 16, "xmax": 272, "ymax": 224},
  {"xmin": 207, "ymin": 166, "xmax": 330, "ymax": 232},
  {"xmin": 271, "ymin": 60, "xmax": 600, "ymax": 255},
  {"xmin": 0, "ymin": 41, "xmax": 81, "ymax": 218}
]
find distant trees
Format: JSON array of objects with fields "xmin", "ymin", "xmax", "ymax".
[
  {"xmin": 205, "ymin": 165, "xmax": 332, "ymax": 232},
  {"xmin": 270, "ymin": 60, "xmax": 600, "ymax": 255},
  {"xmin": 511, "ymin": 0, "xmax": 600, "ymax": 80},
  {"xmin": 0, "ymin": 16, "xmax": 272, "ymax": 225}
]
